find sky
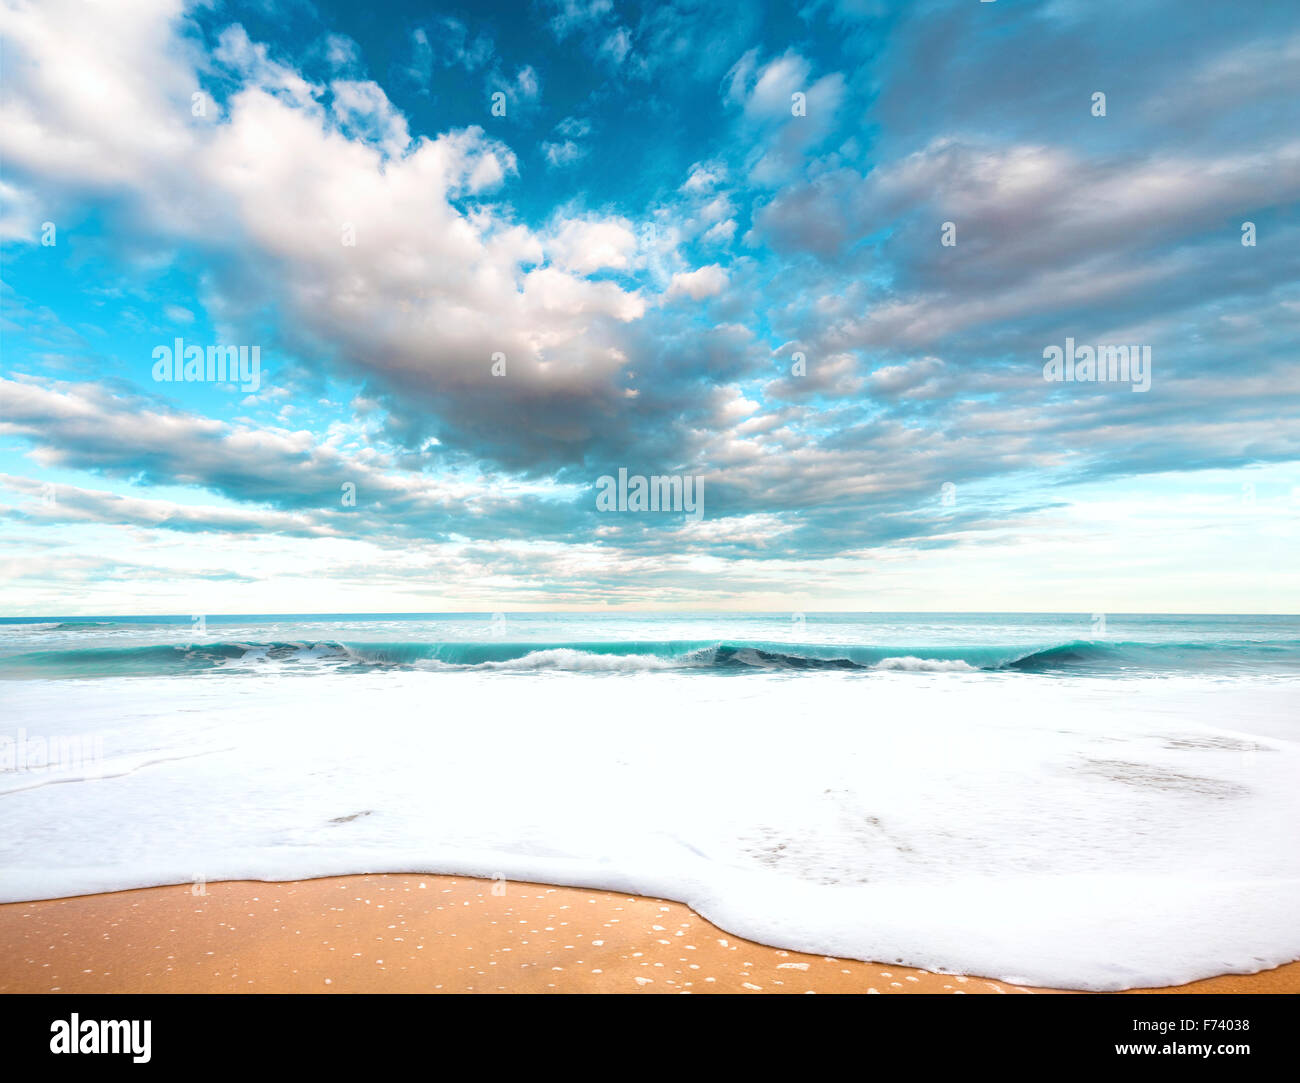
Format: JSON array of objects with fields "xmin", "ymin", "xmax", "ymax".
[{"xmin": 0, "ymin": 0, "xmax": 1297, "ymax": 615}]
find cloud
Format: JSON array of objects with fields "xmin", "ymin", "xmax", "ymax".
[
  {"xmin": 599, "ymin": 27, "xmax": 632, "ymax": 66},
  {"xmin": 681, "ymin": 161, "xmax": 725, "ymax": 193},
  {"xmin": 2, "ymin": 0, "xmax": 1298, "ymax": 611},
  {"xmin": 545, "ymin": 0, "xmax": 614, "ymax": 40},
  {"xmin": 545, "ymin": 216, "xmax": 638, "ymax": 273},
  {"xmin": 754, "ymin": 135, "xmax": 1300, "ymax": 361},
  {"xmin": 318, "ymin": 33, "xmax": 363, "ymax": 75},
  {"xmin": 665, "ymin": 264, "xmax": 728, "ymax": 301},
  {"xmin": 541, "ymin": 115, "xmax": 592, "ymax": 168},
  {"xmin": 724, "ymin": 49, "xmax": 847, "ymax": 185},
  {"xmin": 0, "ymin": 473, "xmax": 337, "ymax": 538},
  {"xmin": 0, "ymin": 1, "xmax": 745, "ymax": 475},
  {"xmin": 0, "ymin": 375, "xmax": 607, "ymax": 546},
  {"xmin": 329, "ymin": 79, "xmax": 411, "ymax": 158},
  {"xmin": 542, "ymin": 0, "xmax": 636, "ymax": 71},
  {"xmin": 542, "ymin": 138, "xmax": 586, "ymax": 168}
]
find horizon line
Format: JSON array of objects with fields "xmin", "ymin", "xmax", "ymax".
[{"xmin": 3, "ymin": 610, "xmax": 1298, "ymax": 620}]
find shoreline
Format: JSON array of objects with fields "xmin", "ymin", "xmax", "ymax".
[{"xmin": 2, "ymin": 874, "xmax": 1297, "ymax": 994}]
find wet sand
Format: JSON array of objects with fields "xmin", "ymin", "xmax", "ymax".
[{"xmin": 1, "ymin": 874, "xmax": 1296, "ymax": 994}]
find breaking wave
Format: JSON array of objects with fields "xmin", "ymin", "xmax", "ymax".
[{"xmin": 2, "ymin": 637, "xmax": 1297, "ymax": 678}]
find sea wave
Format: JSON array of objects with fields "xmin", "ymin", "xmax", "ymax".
[{"xmin": 1, "ymin": 636, "xmax": 1298, "ymax": 678}]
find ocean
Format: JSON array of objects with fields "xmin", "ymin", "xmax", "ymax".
[{"xmin": 2, "ymin": 611, "xmax": 1298, "ymax": 989}]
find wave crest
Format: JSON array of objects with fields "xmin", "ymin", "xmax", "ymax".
[{"xmin": 2, "ymin": 636, "xmax": 1297, "ymax": 678}]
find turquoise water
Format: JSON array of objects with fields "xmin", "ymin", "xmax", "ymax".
[{"xmin": 1, "ymin": 612, "xmax": 1298, "ymax": 678}]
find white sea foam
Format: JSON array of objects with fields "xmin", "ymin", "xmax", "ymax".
[
  {"xmin": 870, "ymin": 656, "xmax": 978, "ymax": 672},
  {"xmin": 459, "ymin": 647, "xmax": 684, "ymax": 672},
  {"xmin": 1, "ymin": 670, "xmax": 1297, "ymax": 990}
]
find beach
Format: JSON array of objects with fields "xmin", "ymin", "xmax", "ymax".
[
  {"xmin": 4, "ymin": 615, "xmax": 1299, "ymax": 992},
  {"xmin": 5, "ymin": 661, "xmax": 1300, "ymax": 991},
  {"xmin": 2, "ymin": 874, "xmax": 1297, "ymax": 995}
]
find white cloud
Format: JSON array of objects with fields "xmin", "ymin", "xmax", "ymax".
[
  {"xmin": 599, "ymin": 27, "xmax": 632, "ymax": 66},
  {"xmin": 666, "ymin": 264, "xmax": 728, "ymax": 301},
  {"xmin": 681, "ymin": 161, "xmax": 725, "ymax": 193},
  {"xmin": 514, "ymin": 64, "xmax": 541, "ymax": 100},
  {"xmin": 546, "ymin": 217, "xmax": 638, "ymax": 273},
  {"xmin": 546, "ymin": 0, "xmax": 614, "ymax": 39},
  {"xmin": 0, "ymin": 0, "xmax": 665, "ymax": 468},
  {"xmin": 542, "ymin": 116, "xmax": 591, "ymax": 168},
  {"xmin": 215, "ymin": 25, "xmax": 322, "ymax": 111},
  {"xmin": 0, "ymin": 178, "xmax": 41, "ymax": 241},
  {"xmin": 542, "ymin": 139, "xmax": 586, "ymax": 167},
  {"xmin": 744, "ymin": 51, "xmax": 811, "ymax": 118},
  {"xmin": 701, "ymin": 219, "xmax": 737, "ymax": 245},
  {"xmin": 330, "ymin": 79, "xmax": 411, "ymax": 158},
  {"xmin": 163, "ymin": 304, "xmax": 195, "ymax": 324}
]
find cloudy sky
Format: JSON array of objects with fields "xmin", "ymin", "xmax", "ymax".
[{"xmin": 1, "ymin": 0, "xmax": 1297, "ymax": 615}]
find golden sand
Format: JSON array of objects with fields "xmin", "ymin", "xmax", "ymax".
[{"xmin": 1, "ymin": 874, "xmax": 1295, "ymax": 994}]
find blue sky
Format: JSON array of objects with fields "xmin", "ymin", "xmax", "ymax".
[{"xmin": 1, "ymin": 0, "xmax": 1298, "ymax": 614}]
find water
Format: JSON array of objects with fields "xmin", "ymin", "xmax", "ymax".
[
  {"xmin": 2, "ymin": 611, "xmax": 1299, "ymax": 677},
  {"xmin": 2, "ymin": 612, "xmax": 1298, "ymax": 989}
]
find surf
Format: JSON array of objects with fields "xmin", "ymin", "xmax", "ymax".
[{"xmin": 2, "ymin": 635, "xmax": 1299, "ymax": 678}]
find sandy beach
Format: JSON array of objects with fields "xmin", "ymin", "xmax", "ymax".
[{"xmin": 1, "ymin": 874, "xmax": 1296, "ymax": 994}]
